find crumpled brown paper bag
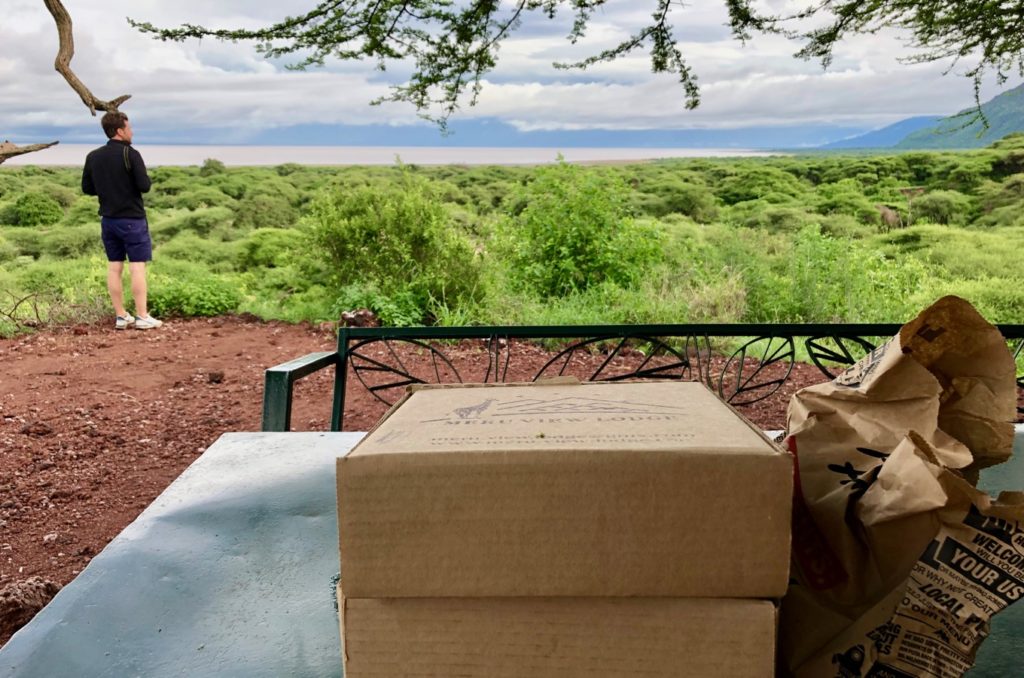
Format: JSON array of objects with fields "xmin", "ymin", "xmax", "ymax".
[{"xmin": 780, "ymin": 296, "xmax": 1022, "ymax": 677}]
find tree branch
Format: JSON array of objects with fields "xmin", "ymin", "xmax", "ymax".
[
  {"xmin": 0, "ymin": 140, "xmax": 60, "ymax": 165},
  {"xmin": 43, "ymin": 0, "xmax": 131, "ymax": 115}
]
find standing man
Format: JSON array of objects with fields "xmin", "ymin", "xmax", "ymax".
[{"xmin": 82, "ymin": 111, "xmax": 163, "ymax": 330}]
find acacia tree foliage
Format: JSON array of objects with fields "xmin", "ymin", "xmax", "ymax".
[{"xmin": 129, "ymin": 0, "xmax": 1024, "ymax": 126}]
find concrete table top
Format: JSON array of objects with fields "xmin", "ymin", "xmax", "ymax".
[{"xmin": 2, "ymin": 428, "xmax": 1022, "ymax": 677}]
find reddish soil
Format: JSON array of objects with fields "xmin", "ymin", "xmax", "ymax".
[{"xmin": 0, "ymin": 314, "xmax": 992, "ymax": 644}]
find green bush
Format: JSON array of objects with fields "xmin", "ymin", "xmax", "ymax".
[
  {"xmin": 634, "ymin": 178, "xmax": 719, "ymax": 222},
  {"xmin": 974, "ymin": 203, "xmax": 1024, "ymax": 228},
  {"xmin": 235, "ymin": 263, "xmax": 310, "ymax": 301},
  {"xmin": 818, "ymin": 213, "xmax": 875, "ymax": 239},
  {"xmin": 158, "ymin": 232, "xmax": 239, "ymax": 270},
  {"xmin": 233, "ymin": 194, "xmax": 298, "ymax": 230},
  {"xmin": 248, "ymin": 176, "xmax": 301, "ymax": 206},
  {"xmin": 330, "ymin": 283, "xmax": 426, "ymax": 327},
  {"xmin": 0, "ymin": 227, "xmax": 44, "ymax": 258},
  {"xmin": 992, "ymin": 149, "xmax": 1024, "ymax": 177},
  {"xmin": 477, "ymin": 279, "xmax": 695, "ymax": 326},
  {"xmin": 10, "ymin": 192, "xmax": 64, "ymax": 226},
  {"xmin": 912, "ymin": 190, "xmax": 974, "ymax": 225},
  {"xmin": 741, "ymin": 225, "xmax": 928, "ymax": 322},
  {"xmin": 742, "ymin": 205, "xmax": 819, "ymax": 233},
  {"xmin": 941, "ymin": 156, "xmax": 994, "ymax": 190},
  {"xmin": 303, "ymin": 170, "xmax": 482, "ymax": 321},
  {"xmin": 977, "ymin": 174, "xmax": 1024, "ymax": 212},
  {"xmin": 240, "ymin": 282, "xmax": 335, "ymax": 323},
  {"xmin": 236, "ymin": 228, "xmax": 301, "ymax": 269},
  {"xmin": 875, "ymin": 224, "xmax": 1024, "ymax": 280},
  {"xmin": 500, "ymin": 161, "xmax": 663, "ymax": 297},
  {"xmin": 0, "ymin": 234, "xmax": 17, "ymax": 263},
  {"xmin": 14, "ymin": 257, "xmax": 103, "ymax": 298},
  {"xmin": 814, "ymin": 179, "xmax": 879, "ymax": 223},
  {"xmin": 199, "ymin": 158, "xmax": 227, "ymax": 177},
  {"xmin": 165, "ymin": 187, "xmax": 236, "ymax": 210},
  {"xmin": 147, "ymin": 171, "xmax": 197, "ymax": 207},
  {"xmin": 715, "ymin": 166, "xmax": 807, "ymax": 205},
  {"xmin": 151, "ymin": 206, "xmax": 235, "ymax": 239},
  {"xmin": 914, "ymin": 278, "xmax": 1024, "ymax": 323},
  {"xmin": 148, "ymin": 273, "xmax": 242, "ymax": 317},
  {"xmin": 64, "ymin": 196, "xmax": 100, "ymax": 225},
  {"xmin": 37, "ymin": 182, "xmax": 77, "ymax": 208},
  {"xmin": 39, "ymin": 225, "xmax": 103, "ymax": 258},
  {"xmin": 0, "ymin": 173, "xmax": 24, "ymax": 199},
  {"xmin": 207, "ymin": 173, "xmax": 251, "ymax": 200}
]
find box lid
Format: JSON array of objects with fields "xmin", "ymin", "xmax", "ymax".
[
  {"xmin": 350, "ymin": 380, "xmax": 774, "ymax": 457},
  {"xmin": 338, "ymin": 381, "xmax": 792, "ymax": 598}
]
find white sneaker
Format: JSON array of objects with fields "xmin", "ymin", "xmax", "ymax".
[
  {"xmin": 115, "ymin": 315, "xmax": 135, "ymax": 330},
  {"xmin": 134, "ymin": 315, "xmax": 164, "ymax": 330}
]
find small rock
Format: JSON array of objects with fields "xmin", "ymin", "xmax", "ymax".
[
  {"xmin": 207, "ymin": 371, "xmax": 224, "ymax": 384},
  {"xmin": 0, "ymin": 577, "xmax": 61, "ymax": 640},
  {"xmin": 340, "ymin": 308, "xmax": 379, "ymax": 328},
  {"xmin": 42, "ymin": 533, "xmax": 57, "ymax": 545},
  {"xmin": 19, "ymin": 422, "xmax": 53, "ymax": 437}
]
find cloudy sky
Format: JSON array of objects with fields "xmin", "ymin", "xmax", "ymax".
[{"xmin": 3, "ymin": 0, "xmax": 1020, "ymax": 144}]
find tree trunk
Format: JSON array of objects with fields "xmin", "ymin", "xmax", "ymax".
[
  {"xmin": 43, "ymin": 0, "xmax": 131, "ymax": 115},
  {"xmin": 5, "ymin": 0, "xmax": 133, "ymax": 165},
  {"xmin": 0, "ymin": 141, "xmax": 59, "ymax": 165}
]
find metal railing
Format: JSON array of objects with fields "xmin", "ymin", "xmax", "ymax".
[{"xmin": 262, "ymin": 323, "xmax": 1024, "ymax": 431}]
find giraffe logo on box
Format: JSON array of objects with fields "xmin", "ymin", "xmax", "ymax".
[{"xmin": 452, "ymin": 398, "xmax": 497, "ymax": 419}]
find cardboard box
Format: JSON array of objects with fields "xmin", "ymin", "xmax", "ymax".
[
  {"xmin": 339, "ymin": 593, "xmax": 778, "ymax": 678},
  {"xmin": 337, "ymin": 381, "xmax": 792, "ymax": 598}
]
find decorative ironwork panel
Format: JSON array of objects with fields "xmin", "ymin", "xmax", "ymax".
[
  {"xmin": 805, "ymin": 335, "xmax": 880, "ymax": 378},
  {"xmin": 349, "ymin": 338, "xmax": 463, "ymax": 406},
  {"xmin": 533, "ymin": 335, "xmax": 690, "ymax": 384},
  {"xmin": 719, "ymin": 336, "xmax": 795, "ymax": 405},
  {"xmin": 298, "ymin": 323, "xmax": 1024, "ymax": 431}
]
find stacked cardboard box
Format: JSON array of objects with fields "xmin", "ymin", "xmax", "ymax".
[{"xmin": 336, "ymin": 380, "xmax": 793, "ymax": 677}]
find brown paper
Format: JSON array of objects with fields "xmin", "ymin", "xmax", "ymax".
[{"xmin": 779, "ymin": 296, "xmax": 1020, "ymax": 677}]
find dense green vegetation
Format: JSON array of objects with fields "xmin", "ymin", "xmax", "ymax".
[{"xmin": 2, "ymin": 137, "xmax": 1024, "ymax": 336}]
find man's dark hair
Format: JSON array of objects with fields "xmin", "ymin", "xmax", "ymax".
[{"xmin": 101, "ymin": 111, "xmax": 129, "ymax": 139}]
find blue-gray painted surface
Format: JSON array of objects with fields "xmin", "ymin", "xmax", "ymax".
[
  {"xmin": 1, "ymin": 432, "xmax": 360, "ymax": 678},
  {"xmin": 1, "ymin": 429, "xmax": 1022, "ymax": 677}
]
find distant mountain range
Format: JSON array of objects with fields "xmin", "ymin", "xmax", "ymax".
[
  {"xmin": 10, "ymin": 119, "xmax": 868, "ymax": 150},
  {"xmin": 818, "ymin": 82, "xmax": 1024, "ymax": 149},
  {"xmin": 8, "ymin": 81, "xmax": 1021, "ymax": 151},
  {"xmin": 241, "ymin": 120, "xmax": 870, "ymax": 149},
  {"xmin": 896, "ymin": 82, "xmax": 1024, "ymax": 148},
  {"xmin": 819, "ymin": 116, "xmax": 943, "ymax": 149}
]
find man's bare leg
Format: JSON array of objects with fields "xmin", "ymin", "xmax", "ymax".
[
  {"xmin": 128, "ymin": 261, "xmax": 148, "ymax": 318},
  {"xmin": 107, "ymin": 261, "xmax": 127, "ymax": 317}
]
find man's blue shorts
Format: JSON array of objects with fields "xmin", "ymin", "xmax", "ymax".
[{"xmin": 101, "ymin": 217, "xmax": 152, "ymax": 262}]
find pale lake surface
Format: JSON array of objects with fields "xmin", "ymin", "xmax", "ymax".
[{"xmin": 7, "ymin": 144, "xmax": 781, "ymax": 167}]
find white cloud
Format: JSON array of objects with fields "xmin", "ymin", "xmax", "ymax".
[{"xmin": 3, "ymin": 0, "xmax": 1021, "ymax": 140}]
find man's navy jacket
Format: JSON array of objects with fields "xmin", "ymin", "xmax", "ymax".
[{"xmin": 82, "ymin": 140, "xmax": 151, "ymax": 218}]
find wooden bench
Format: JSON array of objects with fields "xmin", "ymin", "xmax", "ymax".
[{"xmin": 262, "ymin": 323, "xmax": 1024, "ymax": 431}]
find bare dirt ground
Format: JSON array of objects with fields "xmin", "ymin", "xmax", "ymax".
[{"xmin": 2, "ymin": 315, "xmax": 1012, "ymax": 644}]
